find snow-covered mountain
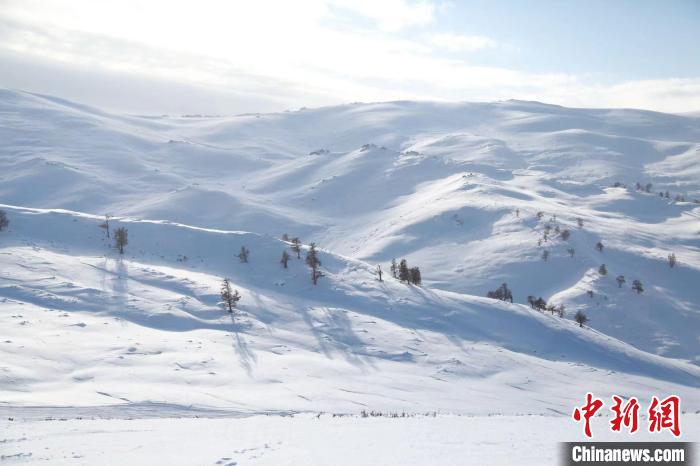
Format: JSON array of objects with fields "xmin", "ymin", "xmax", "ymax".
[{"xmin": 1, "ymin": 89, "xmax": 699, "ymax": 418}]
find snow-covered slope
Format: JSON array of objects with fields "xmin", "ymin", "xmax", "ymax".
[
  {"xmin": 1, "ymin": 205, "xmax": 699, "ymax": 414},
  {"xmin": 1, "ymin": 89, "xmax": 699, "ymax": 416}
]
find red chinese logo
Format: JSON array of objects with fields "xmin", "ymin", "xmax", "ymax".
[
  {"xmin": 572, "ymin": 394, "xmax": 681, "ymax": 438},
  {"xmin": 610, "ymin": 395, "xmax": 639, "ymax": 433},
  {"xmin": 648, "ymin": 395, "xmax": 681, "ymax": 437},
  {"xmin": 572, "ymin": 392, "xmax": 603, "ymax": 438}
]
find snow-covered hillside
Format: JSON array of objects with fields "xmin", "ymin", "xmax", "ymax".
[
  {"xmin": 1, "ymin": 90, "xmax": 700, "ymax": 428},
  {"xmin": 2, "ymin": 204, "xmax": 698, "ymax": 415},
  {"xmin": 1, "ymin": 88, "xmax": 699, "ymax": 365}
]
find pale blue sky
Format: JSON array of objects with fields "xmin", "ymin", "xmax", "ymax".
[{"xmin": 1, "ymin": 0, "xmax": 698, "ymax": 113}]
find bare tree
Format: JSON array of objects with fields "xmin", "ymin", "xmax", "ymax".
[
  {"xmin": 574, "ymin": 310, "xmax": 589, "ymax": 328},
  {"xmin": 220, "ymin": 278, "xmax": 241, "ymax": 313},
  {"xmin": 114, "ymin": 227, "xmax": 128, "ymax": 254},
  {"xmin": 280, "ymin": 250, "xmax": 290, "ymax": 268}
]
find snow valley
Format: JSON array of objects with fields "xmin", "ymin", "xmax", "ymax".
[{"xmin": 1, "ymin": 89, "xmax": 699, "ymax": 464}]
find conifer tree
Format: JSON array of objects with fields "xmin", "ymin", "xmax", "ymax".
[
  {"xmin": 291, "ymin": 238, "xmax": 302, "ymax": 259},
  {"xmin": 280, "ymin": 250, "xmax": 290, "ymax": 268},
  {"xmin": 238, "ymin": 246, "xmax": 249, "ymax": 263},
  {"xmin": 306, "ymin": 242, "xmax": 323, "ymax": 285},
  {"xmin": 398, "ymin": 259, "xmax": 410, "ymax": 282},
  {"xmin": 114, "ymin": 227, "xmax": 128, "ymax": 254}
]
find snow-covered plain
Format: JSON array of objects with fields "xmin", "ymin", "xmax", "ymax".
[{"xmin": 1, "ymin": 89, "xmax": 699, "ymax": 463}]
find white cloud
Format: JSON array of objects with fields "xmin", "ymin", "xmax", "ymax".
[
  {"xmin": 425, "ymin": 32, "xmax": 498, "ymax": 52},
  {"xmin": 330, "ymin": 0, "xmax": 436, "ymax": 31},
  {"xmin": 0, "ymin": 0, "xmax": 699, "ymax": 114}
]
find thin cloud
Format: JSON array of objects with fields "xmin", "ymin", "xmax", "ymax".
[{"xmin": 425, "ymin": 33, "xmax": 498, "ymax": 52}]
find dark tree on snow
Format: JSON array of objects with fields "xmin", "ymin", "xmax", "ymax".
[
  {"xmin": 306, "ymin": 242, "xmax": 323, "ymax": 285},
  {"xmin": 574, "ymin": 310, "xmax": 589, "ymax": 327},
  {"xmin": 598, "ymin": 264, "xmax": 607, "ymax": 275},
  {"xmin": 376, "ymin": 265, "xmax": 383, "ymax": 282},
  {"xmin": 280, "ymin": 250, "xmax": 290, "ymax": 268},
  {"xmin": 560, "ymin": 229, "xmax": 571, "ymax": 241},
  {"xmin": 390, "ymin": 259, "xmax": 398, "ymax": 279},
  {"xmin": 0, "ymin": 210, "xmax": 8, "ymax": 231},
  {"xmin": 556, "ymin": 304, "xmax": 565, "ymax": 318},
  {"xmin": 567, "ymin": 247, "xmax": 575, "ymax": 258},
  {"xmin": 238, "ymin": 246, "xmax": 250, "ymax": 263},
  {"xmin": 282, "ymin": 233, "xmax": 289, "ymax": 241},
  {"xmin": 398, "ymin": 259, "xmax": 410, "ymax": 282},
  {"xmin": 487, "ymin": 283, "xmax": 513, "ymax": 303},
  {"xmin": 99, "ymin": 214, "xmax": 110, "ymax": 238},
  {"xmin": 536, "ymin": 211, "xmax": 544, "ymax": 220},
  {"xmin": 527, "ymin": 295, "xmax": 536, "ymax": 309},
  {"xmin": 632, "ymin": 279, "xmax": 644, "ymax": 294},
  {"xmin": 616, "ymin": 275, "xmax": 626, "ymax": 288},
  {"xmin": 534, "ymin": 297, "xmax": 547, "ymax": 312},
  {"xmin": 291, "ymin": 238, "xmax": 302, "ymax": 259},
  {"xmin": 542, "ymin": 250, "xmax": 550, "ymax": 262},
  {"xmin": 668, "ymin": 253, "xmax": 677, "ymax": 268},
  {"xmin": 114, "ymin": 227, "xmax": 128, "ymax": 254},
  {"xmin": 220, "ymin": 278, "xmax": 241, "ymax": 313},
  {"xmin": 595, "ymin": 241, "xmax": 604, "ymax": 252},
  {"xmin": 408, "ymin": 267, "xmax": 422, "ymax": 286}
]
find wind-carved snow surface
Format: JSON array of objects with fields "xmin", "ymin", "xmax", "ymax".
[{"xmin": 0, "ymin": 90, "xmax": 699, "ymax": 462}]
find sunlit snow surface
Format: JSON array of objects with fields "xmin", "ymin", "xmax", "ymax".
[{"xmin": 1, "ymin": 90, "xmax": 699, "ymax": 463}]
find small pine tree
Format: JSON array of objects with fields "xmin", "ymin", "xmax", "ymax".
[
  {"xmin": 409, "ymin": 267, "xmax": 422, "ymax": 286},
  {"xmin": 114, "ymin": 227, "xmax": 128, "ymax": 254},
  {"xmin": 220, "ymin": 278, "xmax": 240, "ymax": 313},
  {"xmin": 0, "ymin": 210, "xmax": 9, "ymax": 231},
  {"xmin": 534, "ymin": 297, "xmax": 547, "ymax": 312},
  {"xmin": 280, "ymin": 250, "xmax": 290, "ymax": 268},
  {"xmin": 595, "ymin": 241, "xmax": 604, "ymax": 252},
  {"xmin": 542, "ymin": 250, "xmax": 550, "ymax": 262},
  {"xmin": 598, "ymin": 264, "xmax": 607, "ymax": 275},
  {"xmin": 291, "ymin": 238, "xmax": 302, "ymax": 259},
  {"xmin": 632, "ymin": 279, "xmax": 644, "ymax": 294},
  {"xmin": 238, "ymin": 246, "xmax": 250, "ymax": 263},
  {"xmin": 527, "ymin": 295, "xmax": 536, "ymax": 309},
  {"xmin": 567, "ymin": 247, "xmax": 575, "ymax": 258},
  {"xmin": 668, "ymin": 253, "xmax": 677, "ymax": 268},
  {"xmin": 560, "ymin": 229, "xmax": 571, "ymax": 241},
  {"xmin": 306, "ymin": 242, "xmax": 323, "ymax": 285},
  {"xmin": 390, "ymin": 259, "xmax": 398, "ymax": 278},
  {"xmin": 616, "ymin": 275, "xmax": 626, "ymax": 288},
  {"xmin": 487, "ymin": 283, "xmax": 513, "ymax": 303},
  {"xmin": 574, "ymin": 310, "xmax": 588, "ymax": 327},
  {"xmin": 398, "ymin": 259, "xmax": 410, "ymax": 282}
]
